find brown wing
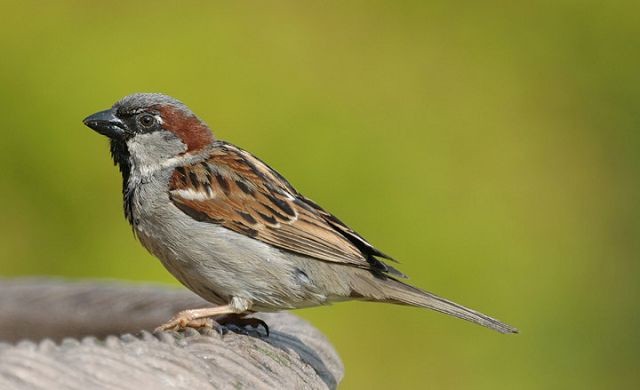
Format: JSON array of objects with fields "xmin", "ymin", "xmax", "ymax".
[{"xmin": 168, "ymin": 141, "xmax": 404, "ymax": 277}]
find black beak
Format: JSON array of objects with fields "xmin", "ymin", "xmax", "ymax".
[{"xmin": 83, "ymin": 109, "xmax": 127, "ymax": 139}]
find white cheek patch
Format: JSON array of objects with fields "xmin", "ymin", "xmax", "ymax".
[
  {"xmin": 127, "ymin": 132, "xmax": 189, "ymax": 176},
  {"xmin": 171, "ymin": 188, "xmax": 216, "ymax": 201}
]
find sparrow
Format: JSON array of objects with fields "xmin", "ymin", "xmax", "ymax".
[{"xmin": 83, "ymin": 93, "xmax": 517, "ymax": 335}]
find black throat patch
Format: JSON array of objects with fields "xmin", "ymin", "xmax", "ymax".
[{"xmin": 110, "ymin": 139, "xmax": 135, "ymax": 226}]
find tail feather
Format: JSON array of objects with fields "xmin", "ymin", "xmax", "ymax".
[{"xmin": 383, "ymin": 277, "xmax": 518, "ymax": 334}]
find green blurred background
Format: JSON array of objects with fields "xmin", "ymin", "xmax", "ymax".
[{"xmin": 1, "ymin": 0, "xmax": 638, "ymax": 388}]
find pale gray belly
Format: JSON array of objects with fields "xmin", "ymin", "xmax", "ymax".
[{"xmin": 131, "ymin": 189, "xmax": 332, "ymax": 310}]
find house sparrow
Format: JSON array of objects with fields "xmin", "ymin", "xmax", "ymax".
[{"xmin": 83, "ymin": 93, "xmax": 517, "ymax": 335}]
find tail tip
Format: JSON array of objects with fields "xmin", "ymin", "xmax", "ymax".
[{"xmin": 494, "ymin": 323, "xmax": 519, "ymax": 334}]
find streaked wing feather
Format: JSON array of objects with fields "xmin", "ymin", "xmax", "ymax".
[{"xmin": 168, "ymin": 141, "xmax": 402, "ymax": 276}]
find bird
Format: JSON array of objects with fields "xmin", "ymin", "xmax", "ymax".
[{"xmin": 83, "ymin": 93, "xmax": 517, "ymax": 335}]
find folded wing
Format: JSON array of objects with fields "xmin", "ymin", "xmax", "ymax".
[{"xmin": 168, "ymin": 141, "xmax": 404, "ymax": 277}]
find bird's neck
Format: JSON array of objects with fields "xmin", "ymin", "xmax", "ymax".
[{"xmin": 109, "ymin": 138, "xmax": 214, "ymax": 226}]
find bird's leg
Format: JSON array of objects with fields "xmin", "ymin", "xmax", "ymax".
[{"xmin": 155, "ymin": 297, "xmax": 252, "ymax": 333}]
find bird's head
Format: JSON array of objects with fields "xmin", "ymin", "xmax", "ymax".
[{"xmin": 83, "ymin": 93, "xmax": 214, "ymax": 170}]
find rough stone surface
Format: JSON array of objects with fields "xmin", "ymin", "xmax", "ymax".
[{"xmin": 0, "ymin": 278, "xmax": 343, "ymax": 390}]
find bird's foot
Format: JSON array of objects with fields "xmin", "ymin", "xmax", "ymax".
[
  {"xmin": 153, "ymin": 309, "xmax": 269, "ymax": 337},
  {"xmin": 154, "ymin": 312, "xmax": 223, "ymax": 333},
  {"xmin": 218, "ymin": 314, "xmax": 270, "ymax": 337}
]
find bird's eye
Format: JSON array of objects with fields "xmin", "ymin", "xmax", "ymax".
[{"xmin": 138, "ymin": 114, "xmax": 156, "ymax": 128}]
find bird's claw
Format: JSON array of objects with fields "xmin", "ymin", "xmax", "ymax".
[{"xmin": 218, "ymin": 315, "xmax": 270, "ymax": 337}]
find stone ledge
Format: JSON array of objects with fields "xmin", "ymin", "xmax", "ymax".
[{"xmin": 0, "ymin": 278, "xmax": 343, "ymax": 390}]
